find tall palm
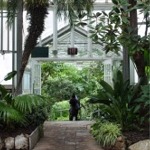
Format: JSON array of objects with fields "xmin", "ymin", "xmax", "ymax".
[
  {"xmin": 5, "ymin": 0, "xmax": 94, "ymax": 94},
  {"xmin": 5, "ymin": 0, "xmax": 49, "ymax": 94}
]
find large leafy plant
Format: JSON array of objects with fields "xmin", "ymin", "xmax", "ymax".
[
  {"xmin": 0, "ymin": 72, "xmax": 49, "ymax": 129},
  {"xmin": 89, "ymin": 70, "xmax": 141, "ymax": 130},
  {"xmin": 76, "ymin": 0, "xmax": 150, "ymax": 85},
  {"xmin": 135, "ymin": 84, "xmax": 150, "ymax": 124}
]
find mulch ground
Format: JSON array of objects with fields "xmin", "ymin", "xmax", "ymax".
[
  {"xmin": 123, "ymin": 128, "xmax": 149, "ymax": 146},
  {"xmin": 0, "ymin": 126, "xmax": 36, "ymax": 139}
]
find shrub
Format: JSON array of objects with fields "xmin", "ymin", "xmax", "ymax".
[
  {"xmin": 91, "ymin": 121, "xmax": 121, "ymax": 147},
  {"xmin": 50, "ymin": 100, "xmax": 70, "ymax": 120},
  {"xmin": 89, "ymin": 70, "xmax": 142, "ymax": 130},
  {"xmin": 0, "ymin": 72, "xmax": 49, "ymax": 130}
]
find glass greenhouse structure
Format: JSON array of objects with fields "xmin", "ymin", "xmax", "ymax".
[{"xmin": 0, "ymin": 0, "xmax": 149, "ymax": 94}]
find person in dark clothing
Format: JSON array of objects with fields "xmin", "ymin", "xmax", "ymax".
[{"xmin": 69, "ymin": 93, "xmax": 80, "ymax": 121}]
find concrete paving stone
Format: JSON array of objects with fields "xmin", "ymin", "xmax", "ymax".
[{"xmin": 33, "ymin": 121, "xmax": 103, "ymax": 150}]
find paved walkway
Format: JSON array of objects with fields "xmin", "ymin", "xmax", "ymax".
[{"xmin": 33, "ymin": 121, "xmax": 103, "ymax": 150}]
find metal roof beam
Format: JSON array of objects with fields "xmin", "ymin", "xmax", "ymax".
[
  {"xmin": 31, "ymin": 56, "xmax": 122, "ymax": 62},
  {"xmin": 49, "ymin": 2, "xmax": 113, "ymax": 11}
]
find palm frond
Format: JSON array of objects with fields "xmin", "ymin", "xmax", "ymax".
[
  {"xmin": 7, "ymin": 0, "xmax": 19, "ymax": 26},
  {"xmin": 13, "ymin": 94, "xmax": 47, "ymax": 113},
  {"xmin": 0, "ymin": 84, "xmax": 13, "ymax": 104},
  {"xmin": 0, "ymin": 0, "xmax": 7, "ymax": 9},
  {"xmin": 56, "ymin": 0, "xmax": 94, "ymax": 26},
  {"xmin": 0, "ymin": 101, "xmax": 26, "ymax": 125}
]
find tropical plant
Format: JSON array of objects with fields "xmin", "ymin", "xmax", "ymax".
[
  {"xmin": 42, "ymin": 78, "xmax": 77, "ymax": 101},
  {"xmin": 55, "ymin": 0, "xmax": 94, "ymax": 26},
  {"xmin": 4, "ymin": 0, "xmax": 94, "ymax": 94},
  {"xmin": 0, "ymin": 89, "xmax": 48, "ymax": 129},
  {"xmin": 89, "ymin": 70, "xmax": 142, "ymax": 130},
  {"xmin": 0, "ymin": 72, "xmax": 49, "ymax": 129},
  {"xmin": 41, "ymin": 62, "xmax": 103, "ymax": 101},
  {"xmin": 77, "ymin": 0, "xmax": 150, "ymax": 85},
  {"xmin": 135, "ymin": 84, "xmax": 150, "ymax": 124},
  {"xmin": 50, "ymin": 100, "xmax": 70, "ymax": 120},
  {"xmin": 90, "ymin": 121, "xmax": 121, "ymax": 147}
]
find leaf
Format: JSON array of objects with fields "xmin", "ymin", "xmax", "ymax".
[
  {"xmin": 0, "ymin": 102, "xmax": 26, "ymax": 125},
  {"xmin": 0, "ymin": 85, "xmax": 8, "ymax": 98},
  {"xmin": 14, "ymin": 94, "xmax": 47, "ymax": 113},
  {"xmin": 102, "ymin": 11, "xmax": 108, "ymax": 17},
  {"xmin": 4, "ymin": 71, "xmax": 17, "ymax": 81},
  {"xmin": 112, "ymin": 0, "xmax": 118, "ymax": 5},
  {"xmin": 100, "ymin": 80, "xmax": 114, "ymax": 96},
  {"xmin": 122, "ymin": 16, "xmax": 129, "ymax": 24},
  {"xmin": 113, "ymin": 6, "xmax": 120, "ymax": 13}
]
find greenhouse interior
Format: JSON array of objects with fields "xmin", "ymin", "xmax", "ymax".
[{"xmin": 0, "ymin": 0, "xmax": 149, "ymax": 150}]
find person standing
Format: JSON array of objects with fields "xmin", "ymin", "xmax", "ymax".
[{"xmin": 69, "ymin": 93, "xmax": 80, "ymax": 121}]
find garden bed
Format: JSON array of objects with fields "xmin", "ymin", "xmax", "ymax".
[
  {"xmin": 123, "ymin": 128, "xmax": 149, "ymax": 146},
  {"xmin": 0, "ymin": 125, "xmax": 43, "ymax": 150}
]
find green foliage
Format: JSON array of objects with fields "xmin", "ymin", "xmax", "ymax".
[
  {"xmin": 41, "ymin": 62, "xmax": 104, "ymax": 121},
  {"xmin": 137, "ymin": 84, "xmax": 150, "ymax": 107},
  {"xmin": 42, "ymin": 78, "xmax": 77, "ymax": 101},
  {"xmin": 135, "ymin": 84, "xmax": 150, "ymax": 123},
  {"xmin": 0, "ymin": 102, "xmax": 26, "ymax": 126},
  {"xmin": 76, "ymin": 0, "xmax": 150, "ymax": 84},
  {"xmin": 56, "ymin": 116, "xmax": 69, "ymax": 121},
  {"xmin": 25, "ymin": 103, "xmax": 49, "ymax": 127},
  {"xmin": 49, "ymin": 97, "xmax": 95, "ymax": 121},
  {"xmin": 55, "ymin": 0, "xmax": 94, "ymax": 26},
  {"xmin": 0, "ymin": 72, "xmax": 49, "ymax": 129},
  {"xmin": 14, "ymin": 94, "xmax": 47, "ymax": 113},
  {"xmin": 3, "ymin": 70, "xmax": 17, "ymax": 81},
  {"xmin": 79, "ymin": 97, "xmax": 98, "ymax": 120},
  {"xmin": 0, "ymin": 93, "xmax": 49, "ymax": 128},
  {"xmin": 89, "ymin": 70, "xmax": 142, "ymax": 130},
  {"xmin": 50, "ymin": 100, "xmax": 70, "ymax": 120},
  {"xmin": 41, "ymin": 62, "xmax": 103, "ymax": 101},
  {"xmin": 6, "ymin": 0, "xmax": 18, "ymax": 25},
  {"xmin": 91, "ymin": 121, "xmax": 121, "ymax": 147},
  {"xmin": 86, "ymin": 1, "xmax": 150, "ymax": 55},
  {"xmin": 0, "ymin": 1, "xmax": 7, "ymax": 9}
]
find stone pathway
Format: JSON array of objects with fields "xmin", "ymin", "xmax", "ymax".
[{"xmin": 33, "ymin": 121, "xmax": 103, "ymax": 150}]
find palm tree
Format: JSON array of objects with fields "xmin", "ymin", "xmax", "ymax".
[{"xmin": 5, "ymin": 0, "xmax": 94, "ymax": 94}]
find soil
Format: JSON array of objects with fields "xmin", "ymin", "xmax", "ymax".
[
  {"xmin": 123, "ymin": 128, "xmax": 149, "ymax": 146},
  {"xmin": 0, "ymin": 126, "xmax": 36, "ymax": 139}
]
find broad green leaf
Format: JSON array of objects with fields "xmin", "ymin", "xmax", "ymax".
[
  {"xmin": 112, "ymin": 0, "xmax": 118, "ymax": 5},
  {"xmin": 14, "ymin": 94, "xmax": 47, "ymax": 113},
  {"xmin": 0, "ymin": 101, "xmax": 26, "ymax": 125},
  {"xmin": 4, "ymin": 71, "xmax": 17, "ymax": 81},
  {"xmin": 100, "ymin": 80, "xmax": 114, "ymax": 95}
]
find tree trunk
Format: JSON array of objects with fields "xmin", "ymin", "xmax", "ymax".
[
  {"xmin": 129, "ymin": 0, "xmax": 147, "ymax": 85},
  {"xmin": 16, "ymin": 0, "xmax": 23, "ymax": 95},
  {"xmin": 133, "ymin": 52, "xmax": 148, "ymax": 85},
  {"xmin": 16, "ymin": 3, "xmax": 49, "ymax": 93}
]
